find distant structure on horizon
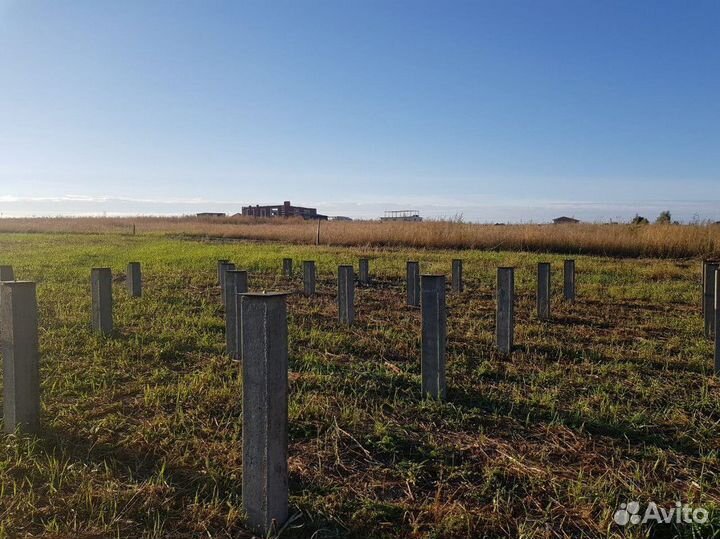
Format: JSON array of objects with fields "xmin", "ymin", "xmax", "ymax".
[
  {"xmin": 553, "ymin": 216, "xmax": 580, "ymax": 224},
  {"xmin": 241, "ymin": 200, "xmax": 327, "ymax": 220},
  {"xmin": 381, "ymin": 210, "xmax": 422, "ymax": 222},
  {"xmin": 196, "ymin": 212, "xmax": 226, "ymax": 218}
]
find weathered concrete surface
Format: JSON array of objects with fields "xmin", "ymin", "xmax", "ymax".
[
  {"xmin": 421, "ymin": 275, "xmax": 446, "ymax": 400},
  {"xmin": 537, "ymin": 262, "xmax": 551, "ymax": 320},
  {"xmin": 359, "ymin": 258, "xmax": 370, "ymax": 285},
  {"xmin": 496, "ymin": 267, "xmax": 514, "ymax": 355},
  {"xmin": 1, "ymin": 281, "xmax": 40, "ymax": 434},
  {"xmin": 224, "ymin": 270, "xmax": 248, "ymax": 359},
  {"xmin": 127, "ymin": 262, "xmax": 142, "ymax": 297},
  {"xmin": 338, "ymin": 265, "xmax": 355, "ymax": 324},
  {"xmin": 563, "ymin": 260, "xmax": 576, "ymax": 302},
  {"xmin": 0, "ymin": 266, "xmax": 14, "ymax": 281},
  {"xmin": 451, "ymin": 259, "xmax": 463, "ymax": 293},
  {"xmin": 283, "ymin": 258, "xmax": 293, "ymax": 278},
  {"xmin": 715, "ymin": 269, "xmax": 720, "ymax": 374},
  {"xmin": 219, "ymin": 263, "xmax": 236, "ymax": 307},
  {"xmin": 705, "ymin": 261, "xmax": 719, "ymax": 338},
  {"xmin": 303, "ymin": 261, "xmax": 316, "ymax": 297},
  {"xmin": 0, "ymin": 266, "xmax": 14, "ymax": 326},
  {"xmin": 217, "ymin": 259, "xmax": 230, "ymax": 285},
  {"xmin": 407, "ymin": 261, "xmax": 420, "ymax": 307},
  {"xmin": 91, "ymin": 268, "xmax": 113, "ymax": 335},
  {"xmin": 241, "ymin": 292, "xmax": 289, "ymax": 534}
]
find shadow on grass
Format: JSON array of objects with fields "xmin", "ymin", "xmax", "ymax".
[
  {"xmin": 292, "ymin": 345, "xmax": 707, "ymax": 459},
  {"xmin": 515, "ymin": 341, "xmax": 711, "ymax": 375},
  {"xmin": 29, "ymin": 423, "xmax": 378, "ymax": 538},
  {"xmin": 448, "ymin": 385, "xmax": 704, "ymax": 458}
]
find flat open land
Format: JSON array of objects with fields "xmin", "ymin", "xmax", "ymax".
[
  {"xmin": 0, "ymin": 233, "xmax": 718, "ymax": 538},
  {"xmin": 1, "ymin": 217, "xmax": 720, "ymax": 258}
]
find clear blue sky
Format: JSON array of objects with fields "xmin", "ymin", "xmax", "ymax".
[{"xmin": 0, "ymin": 0, "xmax": 718, "ymax": 221}]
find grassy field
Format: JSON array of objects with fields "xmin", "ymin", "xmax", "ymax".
[
  {"xmin": 0, "ymin": 232, "xmax": 719, "ymax": 538},
  {"xmin": 1, "ymin": 216, "xmax": 719, "ymax": 258}
]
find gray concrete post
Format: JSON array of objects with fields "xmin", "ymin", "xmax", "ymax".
[
  {"xmin": 702, "ymin": 260, "xmax": 707, "ymax": 317},
  {"xmin": 127, "ymin": 262, "xmax": 142, "ymax": 297},
  {"xmin": 303, "ymin": 261, "xmax": 316, "ymax": 297},
  {"xmin": 91, "ymin": 268, "xmax": 113, "ymax": 335},
  {"xmin": 0, "ymin": 266, "xmax": 14, "ymax": 281},
  {"xmin": 224, "ymin": 270, "xmax": 248, "ymax": 359},
  {"xmin": 359, "ymin": 258, "xmax": 370, "ymax": 285},
  {"xmin": 220, "ymin": 263, "xmax": 236, "ymax": 305},
  {"xmin": 704, "ymin": 261, "xmax": 718, "ymax": 338},
  {"xmin": 496, "ymin": 267, "xmax": 514, "ymax": 355},
  {"xmin": 1, "ymin": 281, "xmax": 40, "ymax": 434},
  {"xmin": 715, "ymin": 269, "xmax": 720, "ymax": 375},
  {"xmin": 702, "ymin": 260, "xmax": 719, "ymax": 315},
  {"xmin": 283, "ymin": 258, "xmax": 293, "ymax": 278},
  {"xmin": 537, "ymin": 262, "xmax": 551, "ymax": 320},
  {"xmin": 0, "ymin": 266, "xmax": 14, "ymax": 318},
  {"xmin": 217, "ymin": 259, "xmax": 229, "ymax": 285},
  {"xmin": 407, "ymin": 261, "xmax": 420, "ymax": 307},
  {"xmin": 241, "ymin": 292, "xmax": 289, "ymax": 534},
  {"xmin": 338, "ymin": 265, "xmax": 355, "ymax": 324},
  {"xmin": 563, "ymin": 260, "xmax": 576, "ymax": 301},
  {"xmin": 451, "ymin": 259, "xmax": 463, "ymax": 293},
  {"xmin": 421, "ymin": 275, "xmax": 446, "ymax": 400}
]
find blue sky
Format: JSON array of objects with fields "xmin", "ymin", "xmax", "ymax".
[{"xmin": 0, "ymin": 0, "xmax": 717, "ymax": 222}]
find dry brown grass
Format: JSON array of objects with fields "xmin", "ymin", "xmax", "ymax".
[{"xmin": 0, "ymin": 216, "xmax": 717, "ymax": 258}]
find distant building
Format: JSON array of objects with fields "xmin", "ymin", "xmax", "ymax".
[
  {"xmin": 241, "ymin": 201, "xmax": 327, "ymax": 220},
  {"xmin": 196, "ymin": 212, "xmax": 226, "ymax": 218},
  {"xmin": 553, "ymin": 216, "xmax": 580, "ymax": 224},
  {"xmin": 380, "ymin": 210, "xmax": 422, "ymax": 222},
  {"xmin": 330, "ymin": 216, "xmax": 353, "ymax": 221}
]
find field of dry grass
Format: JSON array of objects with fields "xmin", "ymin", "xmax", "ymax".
[
  {"xmin": 0, "ymin": 216, "xmax": 718, "ymax": 259},
  {"xmin": 0, "ymin": 232, "xmax": 718, "ymax": 538}
]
